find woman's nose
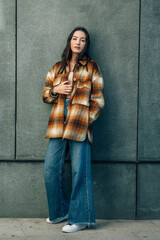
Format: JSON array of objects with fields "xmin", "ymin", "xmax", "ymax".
[{"xmin": 76, "ymin": 39, "xmax": 80, "ymax": 45}]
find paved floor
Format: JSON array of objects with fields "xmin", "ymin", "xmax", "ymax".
[{"xmin": 0, "ymin": 218, "xmax": 160, "ymax": 240}]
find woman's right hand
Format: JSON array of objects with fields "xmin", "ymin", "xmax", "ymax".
[{"xmin": 53, "ymin": 81, "xmax": 72, "ymax": 95}]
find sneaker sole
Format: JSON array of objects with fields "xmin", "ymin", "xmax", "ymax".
[{"xmin": 62, "ymin": 225, "xmax": 87, "ymax": 233}]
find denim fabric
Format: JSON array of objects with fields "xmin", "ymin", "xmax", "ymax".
[
  {"xmin": 64, "ymin": 97, "xmax": 70, "ymax": 122},
  {"xmin": 44, "ymin": 97, "xmax": 96, "ymax": 226}
]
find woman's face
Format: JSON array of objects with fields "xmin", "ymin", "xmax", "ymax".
[{"xmin": 70, "ymin": 30, "xmax": 86, "ymax": 55}]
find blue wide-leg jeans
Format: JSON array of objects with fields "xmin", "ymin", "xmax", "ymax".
[{"xmin": 44, "ymin": 98, "xmax": 96, "ymax": 226}]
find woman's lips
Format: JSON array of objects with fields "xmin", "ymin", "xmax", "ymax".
[{"xmin": 74, "ymin": 46, "xmax": 80, "ymax": 49}]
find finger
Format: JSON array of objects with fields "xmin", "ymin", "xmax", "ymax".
[
  {"xmin": 63, "ymin": 81, "xmax": 70, "ymax": 85},
  {"xmin": 64, "ymin": 90, "xmax": 72, "ymax": 94},
  {"xmin": 66, "ymin": 84, "xmax": 72, "ymax": 88},
  {"xmin": 65, "ymin": 89, "xmax": 72, "ymax": 93},
  {"xmin": 66, "ymin": 86, "xmax": 72, "ymax": 90},
  {"xmin": 64, "ymin": 87, "xmax": 72, "ymax": 91},
  {"xmin": 65, "ymin": 90, "xmax": 72, "ymax": 93}
]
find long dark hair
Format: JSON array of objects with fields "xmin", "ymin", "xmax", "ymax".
[{"xmin": 58, "ymin": 27, "xmax": 91, "ymax": 74}]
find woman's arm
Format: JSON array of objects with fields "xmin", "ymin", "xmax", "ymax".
[
  {"xmin": 42, "ymin": 64, "xmax": 59, "ymax": 104},
  {"xmin": 89, "ymin": 62, "xmax": 105, "ymax": 125}
]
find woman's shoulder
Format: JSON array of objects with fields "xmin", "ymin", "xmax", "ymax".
[
  {"xmin": 47, "ymin": 61, "xmax": 62, "ymax": 73},
  {"xmin": 52, "ymin": 61, "xmax": 62, "ymax": 69},
  {"xmin": 88, "ymin": 59, "xmax": 101, "ymax": 71},
  {"xmin": 88, "ymin": 58, "xmax": 99, "ymax": 66},
  {"xmin": 89, "ymin": 59, "xmax": 96, "ymax": 64},
  {"xmin": 46, "ymin": 61, "xmax": 62, "ymax": 77}
]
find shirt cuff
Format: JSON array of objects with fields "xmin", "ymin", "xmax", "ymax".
[{"xmin": 51, "ymin": 88, "xmax": 58, "ymax": 97}]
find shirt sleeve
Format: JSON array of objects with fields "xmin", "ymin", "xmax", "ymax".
[
  {"xmin": 42, "ymin": 63, "xmax": 59, "ymax": 104},
  {"xmin": 50, "ymin": 88, "xmax": 59, "ymax": 97},
  {"xmin": 89, "ymin": 61, "xmax": 105, "ymax": 125}
]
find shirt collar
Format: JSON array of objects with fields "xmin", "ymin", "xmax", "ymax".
[
  {"xmin": 67, "ymin": 57, "xmax": 88, "ymax": 66},
  {"xmin": 79, "ymin": 57, "xmax": 87, "ymax": 65}
]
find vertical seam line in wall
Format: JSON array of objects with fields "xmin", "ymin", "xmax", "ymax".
[
  {"xmin": 136, "ymin": 0, "xmax": 141, "ymax": 219},
  {"xmin": 14, "ymin": 0, "xmax": 17, "ymax": 160}
]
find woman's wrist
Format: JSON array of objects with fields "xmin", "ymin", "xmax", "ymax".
[
  {"xmin": 51, "ymin": 88, "xmax": 58, "ymax": 96},
  {"xmin": 53, "ymin": 88, "xmax": 57, "ymax": 94}
]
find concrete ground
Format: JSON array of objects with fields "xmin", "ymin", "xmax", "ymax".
[{"xmin": 0, "ymin": 218, "xmax": 160, "ymax": 240}]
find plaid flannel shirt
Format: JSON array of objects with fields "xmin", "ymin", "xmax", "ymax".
[{"xmin": 42, "ymin": 57, "xmax": 105, "ymax": 144}]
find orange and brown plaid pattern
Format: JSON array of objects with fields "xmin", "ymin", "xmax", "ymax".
[{"xmin": 42, "ymin": 57, "xmax": 105, "ymax": 144}]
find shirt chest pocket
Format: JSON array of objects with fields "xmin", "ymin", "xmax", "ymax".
[{"xmin": 72, "ymin": 80, "xmax": 91, "ymax": 106}]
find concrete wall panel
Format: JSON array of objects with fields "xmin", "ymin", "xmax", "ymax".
[
  {"xmin": 16, "ymin": 0, "xmax": 139, "ymax": 161},
  {"xmin": 0, "ymin": 0, "xmax": 15, "ymax": 159},
  {"xmin": 137, "ymin": 163, "xmax": 160, "ymax": 219},
  {"xmin": 92, "ymin": 163, "xmax": 136, "ymax": 219},
  {"xmin": 0, "ymin": 162, "xmax": 48, "ymax": 217},
  {"xmin": 138, "ymin": 0, "xmax": 160, "ymax": 161}
]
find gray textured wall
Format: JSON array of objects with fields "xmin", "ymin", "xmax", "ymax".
[
  {"xmin": 0, "ymin": 0, "xmax": 160, "ymax": 219},
  {"xmin": 0, "ymin": 0, "xmax": 15, "ymax": 160}
]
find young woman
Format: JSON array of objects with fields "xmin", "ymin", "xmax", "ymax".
[{"xmin": 42, "ymin": 26, "xmax": 105, "ymax": 233}]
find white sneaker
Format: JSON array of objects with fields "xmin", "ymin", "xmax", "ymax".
[
  {"xmin": 46, "ymin": 214, "xmax": 68, "ymax": 224},
  {"xmin": 62, "ymin": 223, "xmax": 87, "ymax": 233}
]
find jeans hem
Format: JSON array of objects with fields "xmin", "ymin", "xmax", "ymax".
[{"xmin": 49, "ymin": 213, "xmax": 68, "ymax": 223}]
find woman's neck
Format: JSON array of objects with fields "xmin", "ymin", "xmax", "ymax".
[
  {"xmin": 69, "ymin": 53, "xmax": 79, "ymax": 71},
  {"xmin": 70, "ymin": 53, "xmax": 79, "ymax": 62}
]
